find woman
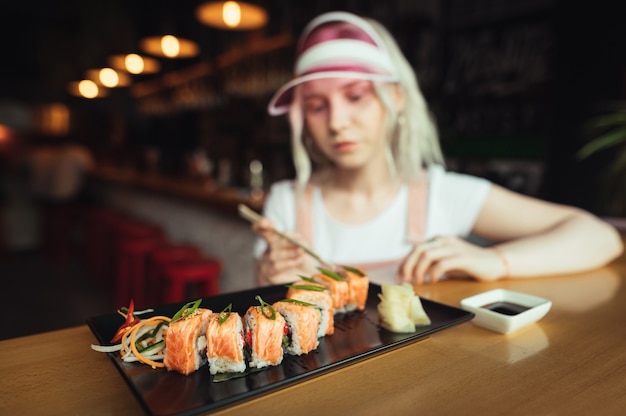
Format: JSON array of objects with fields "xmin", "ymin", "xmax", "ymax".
[{"xmin": 252, "ymin": 11, "xmax": 623, "ymax": 286}]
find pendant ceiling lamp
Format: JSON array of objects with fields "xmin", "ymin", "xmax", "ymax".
[
  {"xmin": 85, "ymin": 68, "xmax": 132, "ymax": 88},
  {"xmin": 67, "ymin": 80, "xmax": 108, "ymax": 99},
  {"xmin": 195, "ymin": 1, "xmax": 268, "ymax": 30},
  {"xmin": 108, "ymin": 54, "xmax": 161, "ymax": 75},
  {"xmin": 140, "ymin": 34, "xmax": 200, "ymax": 59}
]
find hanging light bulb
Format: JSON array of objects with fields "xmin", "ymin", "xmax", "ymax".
[
  {"xmin": 222, "ymin": 1, "xmax": 241, "ymax": 27},
  {"xmin": 99, "ymin": 68, "xmax": 120, "ymax": 88},
  {"xmin": 36, "ymin": 103, "xmax": 70, "ymax": 136},
  {"xmin": 67, "ymin": 80, "xmax": 109, "ymax": 98},
  {"xmin": 161, "ymin": 35, "xmax": 180, "ymax": 57},
  {"xmin": 85, "ymin": 68, "xmax": 131, "ymax": 88},
  {"xmin": 108, "ymin": 54, "xmax": 160, "ymax": 75},
  {"xmin": 140, "ymin": 34, "xmax": 199, "ymax": 59},
  {"xmin": 196, "ymin": 1, "xmax": 267, "ymax": 30},
  {"xmin": 125, "ymin": 54, "xmax": 145, "ymax": 74},
  {"xmin": 78, "ymin": 80, "xmax": 99, "ymax": 98}
]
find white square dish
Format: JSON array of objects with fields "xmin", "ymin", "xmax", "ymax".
[{"xmin": 460, "ymin": 289, "xmax": 552, "ymax": 334}]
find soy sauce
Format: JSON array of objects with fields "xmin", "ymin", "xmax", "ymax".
[{"xmin": 481, "ymin": 301, "xmax": 530, "ymax": 316}]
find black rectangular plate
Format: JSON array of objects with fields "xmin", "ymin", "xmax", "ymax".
[{"xmin": 87, "ymin": 284, "xmax": 474, "ymax": 416}]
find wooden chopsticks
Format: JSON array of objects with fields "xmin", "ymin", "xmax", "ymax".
[{"xmin": 237, "ymin": 203, "xmax": 335, "ymax": 269}]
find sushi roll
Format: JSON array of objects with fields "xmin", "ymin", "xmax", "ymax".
[
  {"xmin": 313, "ymin": 270, "xmax": 350, "ymax": 314},
  {"xmin": 163, "ymin": 307, "xmax": 213, "ymax": 375},
  {"xmin": 273, "ymin": 300, "xmax": 321, "ymax": 355},
  {"xmin": 206, "ymin": 305, "xmax": 246, "ymax": 375},
  {"xmin": 286, "ymin": 281, "xmax": 334, "ymax": 336},
  {"xmin": 244, "ymin": 296, "xmax": 286, "ymax": 369},
  {"xmin": 341, "ymin": 266, "xmax": 370, "ymax": 312}
]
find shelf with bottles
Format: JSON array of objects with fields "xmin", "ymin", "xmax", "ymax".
[{"xmin": 131, "ymin": 33, "xmax": 294, "ymax": 115}]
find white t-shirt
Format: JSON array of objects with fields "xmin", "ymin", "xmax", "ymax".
[{"xmin": 254, "ymin": 165, "xmax": 491, "ymax": 283}]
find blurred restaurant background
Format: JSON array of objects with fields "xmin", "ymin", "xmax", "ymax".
[{"xmin": 1, "ymin": 0, "xmax": 625, "ymax": 339}]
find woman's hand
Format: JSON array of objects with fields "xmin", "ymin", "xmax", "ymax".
[
  {"xmin": 397, "ymin": 236, "xmax": 507, "ymax": 285},
  {"xmin": 253, "ymin": 218, "xmax": 317, "ymax": 285}
]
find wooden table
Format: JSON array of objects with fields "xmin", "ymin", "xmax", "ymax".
[{"xmin": 2, "ymin": 252, "xmax": 625, "ymax": 415}]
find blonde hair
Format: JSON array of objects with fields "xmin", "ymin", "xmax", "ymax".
[{"xmin": 289, "ymin": 17, "xmax": 444, "ymax": 189}]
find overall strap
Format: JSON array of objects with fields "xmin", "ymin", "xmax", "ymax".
[
  {"xmin": 294, "ymin": 181, "xmax": 314, "ymax": 245},
  {"xmin": 406, "ymin": 174, "xmax": 429, "ymax": 244},
  {"xmin": 350, "ymin": 175, "xmax": 429, "ymax": 276},
  {"xmin": 295, "ymin": 174, "xmax": 429, "ymax": 252}
]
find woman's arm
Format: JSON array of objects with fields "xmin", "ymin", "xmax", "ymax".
[
  {"xmin": 252, "ymin": 182, "xmax": 320, "ymax": 285},
  {"xmin": 398, "ymin": 184, "xmax": 623, "ymax": 284},
  {"xmin": 472, "ymin": 184, "xmax": 623, "ymax": 277}
]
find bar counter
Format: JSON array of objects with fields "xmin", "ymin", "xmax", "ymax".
[
  {"xmin": 89, "ymin": 166, "xmax": 265, "ymax": 213},
  {"xmin": 87, "ymin": 166, "xmax": 263, "ymax": 294},
  {"xmin": 2, "ymin": 248, "xmax": 625, "ymax": 415}
]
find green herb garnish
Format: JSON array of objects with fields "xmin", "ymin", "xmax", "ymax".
[
  {"xmin": 279, "ymin": 298, "xmax": 316, "ymax": 307},
  {"xmin": 218, "ymin": 303, "xmax": 233, "ymax": 325},
  {"xmin": 285, "ymin": 284, "xmax": 328, "ymax": 292},
  {"xmin": 255, "ymin": 295, "xmax": 276, "ymax": 320},
  {"xmin": 171, "ymin": 299, "xmax": 202, "ymax": 323},
  {"xmin": 136, "ymin": 339, "xmax": 164, "ymax": 354},
  {"xmin": 297, "ymin": 275, "xmax": 320, "ymax": 284},
  {"xmin": 136, "ymin": 321, "xmax": 166, "ymax": 343},
  {"xmin": 318, "ymin": 267, "xmax": 345, "ymax": 281},
  {"xmin": 342, "ymin": 265, "xmax": 365, "ymax": 276}
]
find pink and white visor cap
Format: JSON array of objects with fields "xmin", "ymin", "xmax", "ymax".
[{"xmin": 267, "ymin": 11, "xmax": 399, "ymax": 116}]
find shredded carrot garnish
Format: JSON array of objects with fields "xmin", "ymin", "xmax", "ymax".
[{"xmin": 122, "ymin": 316, "xmax": 172, "ymax": 368}]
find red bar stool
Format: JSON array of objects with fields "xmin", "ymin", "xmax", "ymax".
[
  {"xmin": 146, "ymin": 244, "xmax": 202, "ymax": 305},
  {"xmin": 111, "ymin": 219, "xmax": 163, "ymax": 300},
  {"xmin": 85, "ymin": 207, "xmax": 129, "ymax": 285},
  {"xmin": 161, "ymin": 257, "xmax": 222, "ymax": 304},
  {"xmin": 115, "ymin": 235, "xmax": 167, "ymax": 309}
]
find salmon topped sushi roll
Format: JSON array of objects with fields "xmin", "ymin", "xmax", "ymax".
[
  {"xmin": 313, "ymin": 270, "xmax": 350, "ymax": 314},
  {"xmin": 206, "ymin": 305, "xmax": 246, "ymax": 375},
  {"xmin": 164, "ymin": 307, "xmax": 213, "ymax": 375},
  {"xmin": 273, "ymin": 300, "xmax": 321, "ymax": 355},
  {"xmin": 286, "ymin": 281, "xmax": 334, "ymax": 336},
  {"xmin": 244, "ymin": 296, "xmax": 286, "ymax": 369},
  {"xmin": 341, "ymin": 266, "xmax": 370, "ymax": 312}
]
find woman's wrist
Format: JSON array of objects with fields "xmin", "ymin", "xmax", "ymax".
[
  {"xmin": 489, "ymin": 246, "xmax": 510, "ymax": 279},
  {"xmin": 255, "ymin": 259, "xmax": 271, "ymax": 286}
]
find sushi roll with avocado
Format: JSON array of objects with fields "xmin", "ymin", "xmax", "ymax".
[
  {"xmin": 273, "ymin": 300, "xmax": 321, "ymax": 355},
  {"xmin": 286, "ymin": 280, "xmax": 334, "ymax": 336},
  {"xmin": 341, "ymin": 266, "xmax": 370, "ymax": 312},
  {"xmin": 163, "ymin": 307, "xmax": 213, "ymax": 375},
  {"xmin": 244, "ymin": 296, "xmax": 286, "ymax": 369},
  {"xmin": 206, "ymin": 306, "xmax": 246, "ymax": 375},
  {"xmin": 313, "ymin": 270, "xmax": 350, "ymax": 314}
]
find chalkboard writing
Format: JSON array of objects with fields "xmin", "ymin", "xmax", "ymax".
[
  {"xmin": 444, "ymin": 22, "xmax": 554, "ymax": 97},
  {"xmin": 441, "ymin": 18, "xmax": 555, "ymax": 138}
]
